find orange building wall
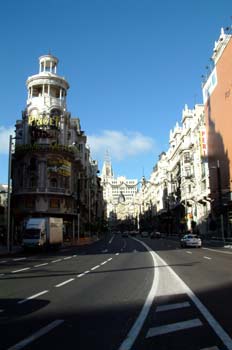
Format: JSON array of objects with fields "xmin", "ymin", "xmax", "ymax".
[{"xmin": 205, "ymin": 38, "xmax": 232, "ymax": 197}]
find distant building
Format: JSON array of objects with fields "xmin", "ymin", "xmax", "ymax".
[{"xmin": 101, "ymin": 155, "xmax": 138, "ymax": 222}]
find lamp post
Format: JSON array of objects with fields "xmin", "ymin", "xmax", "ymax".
[
  {"xmin": 7, "ymin": 135, "xmax": 13, "ymax": 253},
  {"xmin": 210, "ymin": 160, "xmax": 225, "ymax": 243}
]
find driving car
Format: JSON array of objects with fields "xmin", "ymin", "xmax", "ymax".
[
  {"xmin": 141, "ymin": 231, "xmax": 149, "ymax": 238},
  {"xmin": 180, "ymin": 234, "xmax": 202, "ymax": 248},
  {"xmin": 150, "ymin": 231, "xmax": 161, "ymax": 239}
]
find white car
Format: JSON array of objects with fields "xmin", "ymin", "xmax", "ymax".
[{"xmin": 180, "ymin": 234, "xmax": 202, "ymax": 248}]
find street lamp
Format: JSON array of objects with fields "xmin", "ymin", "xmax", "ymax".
[
  {"xmin": 7, "ymin": 135, "xmax": 13, "ymax": 252},
  {"xmin": 211, "ymin": 160, "xmax": 225, "ymax": 243}
]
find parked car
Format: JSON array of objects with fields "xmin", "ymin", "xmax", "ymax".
[
  {"xmin": 150, "ymin": 231, "xmax": 161, "ymax": 239},
  {"xmin": 141, "ymin": 231, "xmax": 149, "ymax": 238},
  {"xmin": 180, "ymin": 234, "xmax": 202, "ymax": 248},
  {"xmin": 122, "ymin": 231, "xmax": 129, "ymax": 237}
]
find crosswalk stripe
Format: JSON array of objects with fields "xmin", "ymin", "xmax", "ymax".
[
  {"xmin": 156, "ymin": 301, "xmax": 191, "ymax": 312},
  {"xmin": 146, "ymin": 318, "xmax": 202, "ymax": 338}
]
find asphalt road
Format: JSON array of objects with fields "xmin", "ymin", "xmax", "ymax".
[{"xmin": 0, "ymin": 234, "xmax": 232, "ymax": 350}]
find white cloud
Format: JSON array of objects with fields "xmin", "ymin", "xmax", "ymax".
[
  {"xmin": 87, "ymin": 130, "xmax": 155, "ymax": 161},
  {"xmin": 0, "ymin": 126, "xmax": 15, "ymax": 154}
]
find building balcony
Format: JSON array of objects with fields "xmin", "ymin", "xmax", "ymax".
[
  {"xmin": 27, "ymin": 96, "xmax": 66, "ymax": 109},
  {"xmin": 12, "ymin": 187, "xmax": 72, "ymax": 196},
  {"xmin": 14, "ymin": 144, "xmax": 75, "ymax": 158}
]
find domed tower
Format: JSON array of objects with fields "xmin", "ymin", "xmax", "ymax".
[
  {"xmin": 22, "ymin": 54, "xmax": 70, "ymax": 145},
  {"xmin": 12, "ymin": 55, "xmax": 86, "ymax": 237}
]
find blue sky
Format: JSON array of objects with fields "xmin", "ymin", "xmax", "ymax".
[{"xmin": 0, "ymin": 0, "xmax": 231, "ymax": 183}]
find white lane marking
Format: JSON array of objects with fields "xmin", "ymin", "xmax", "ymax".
[
  {"xmin": 101, "ymin": 249, "xmax": 108, "ymax": 253},
  {"xmin": 204, "ymin": 256, "xmax": 212, "ymax": 260},
  {"xmin": 72, "ymin": 255, "xmax": 77, "ymax": 257},
  {"xmin": 84, "ymin": 270, "xmax": 90, "ymax": 274},
  {"xmin": 107, "ymin": 257, "xmax": 112, "ymax": 262},
  {"xmin": 18, "ymin": 290, "xmax": 49, "ymax": 304},
  {"xmin": 55, "ymin": 278, "xmax": 74, "ymax": 287},
  {"xmin": 0, "ymin": 260, "xmax": 7, "ymax": 264},
  {"xmin": 203, "ymin": 247, "xmax": 232, "ymax": 255},
  {"xmin": 152, "ymin": 251, "xmax": 232, "ymax": 350},
  {"xmin": 7, "ymin": 319, "xmax": 64, "ymax": 350},
  {"xmin": 34, "ymin": 263, "xmax": 48, "ymax": 268},
  {"xmin": 100, "ymin": 261, "xmax": 107, "ymax": 265},
  {"xmin": 91, "ymin": 265, "xmax": 100, "ymax": 271},
  {"xmin": 118, "ymin": 239, "xmax": 159, "ymax": 350},
  {"xmin": 146, "ymin": 318, "xmax": 202, "ymax": 338},
  {"xmin": 13, "ymin": 257, "xmax": 27, "ymax": 261},
  {"xmin": 63, "ymin": 257, "xmax": 71, "ymax": 260},
  {"xmin": 11, "ymin": 267, "xmax": 30, "ymax": 273},
  {"xmin": 115, "ymin": 253, "xmax": 120, "ymax": 256},
  {"xmin": 186, "ymin": 251, "xmax": 192, "ymax": 254},
  {"xmin": 52, "ymin": 259, "xmax": 62, "ymax": 263},
  {"xmin": 156, "ymin": 301, "xmax": 191, "ymax": 312},
  {"xmin": 77, "ymin": 273, "xmax": 85, "ymax": 278},
  {"xmin": 109, "ymin": 235, "xmax": 115, "ymax": 244}
]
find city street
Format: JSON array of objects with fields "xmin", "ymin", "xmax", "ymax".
[{"xmin": 0, "ymin": 234, "xmax": 232, "ymax": 350}]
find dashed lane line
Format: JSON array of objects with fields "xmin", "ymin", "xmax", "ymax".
[
  {"xmin": 204, "ymin": 256, "xmax": 212, "ymax": 260},
  {"xmin": 156, "ymin": 301, "xmax": 191, "ymax": 312},
  {"xmin": 186, "ymin": 251, "xmax": 192, "ymax": 254},
  {"xmin": 146, "ymin": 318, "xmax": 203, "ymax": 338},
  {"xmin": 55, "ymin": 278, "xmax": 75, "ymax": 288},
  {"xmin": 0, "ymin": 260, "xmax": 7, "ymax": 264},
  {"xmin": 13, "ymin": 257, "xmax": 27, "ymax": 261},
  {"xmin": 7, "ymin": 319, "xmax": 64, "ymax": 350},
  {"xmin": 51, "ymin": 259, "xmax": 62, "ymax": 263},
  {"xmin": 34, "ymin": 263, "xmax": 49, "ymax": 268},
  {"xmin": 91, "ymin": 265, "xmax": 100, "ymax": 270},
  {"xmin": 11, "ymin": 267, "xmax": 30, "ymax": 274},
  {"xmin": 63, "ymin": 257, "xmax": 72, "ymax": 260},
  {"xmin": 109, "ymin": 235, "xmax": 115, "ymax": 244},
  {"xmin": 18, "ymin": 290, "xmax": 49, "ymax": 305},
  {"xmin": 77, "ymin": 273, "xmax": 85, "ymax": 278}
]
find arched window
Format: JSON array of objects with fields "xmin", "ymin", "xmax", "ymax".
[
  {"xmin": 50, "ymin": 178, "xmax": 58, "ymax": 188},
  {"xmin": 29, "ymin": 176, "xmax": 37, "ymax": 188}
]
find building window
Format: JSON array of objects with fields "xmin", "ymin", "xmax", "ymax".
[
  {"xmin": 50, "ymin": 198, "xmax": 60, "ymax": 208},
  {"xmin": 184, "ymin": 152, "xmax": 191, "ymax": 163},
  {"xmin": 25, "ymin": 197, "xmax": 35, "ymax": 208},
  {"xmin": 50, "ymin": 178, "xmax": 58, "ymax": 188},
  {"xmin": 29, "ymin": 176, "xmax": 37, "ymax": 188}
]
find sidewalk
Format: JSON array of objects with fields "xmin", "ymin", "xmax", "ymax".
[
  {"xmin": 0, "ymin": 244, "xmax": 23, "ymax": 257},
  {"xmin": 0, "ymin": 236, "xmax": 100, "ymax": 257}
]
